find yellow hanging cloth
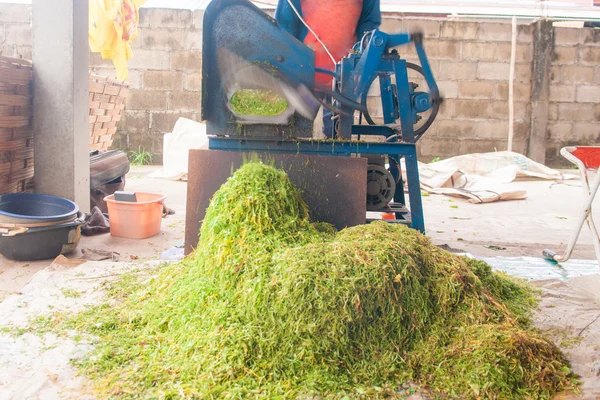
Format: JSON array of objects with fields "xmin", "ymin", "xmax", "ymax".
[{"xmin": 89, "ymin": 0, "xmax": 147, "ymax": 81}]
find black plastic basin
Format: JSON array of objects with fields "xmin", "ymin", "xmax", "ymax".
[
  {"xmin": 0, "ymin": 215, "xmax": 84, "ymax": 261},
  {"xmin": 0, "ymin": 193, "xmax": 79, "ymax": 224}
]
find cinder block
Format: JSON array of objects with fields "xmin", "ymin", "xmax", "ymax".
[
  {"xmin": 459, "ymin": 81, "xmax": 496, "ymax": 99},
  {"xmin": 127, "ymin": 70, "xmax": 142, "ymax": 89},
  {"xmin": 515, "ymin": 64, "xmax": 532, "ymax": 83},
  {"xmin": 548, "ymin": 104, "xmax": 558, "ymax": 121},
  {"xmin": 367, "ymin": 79, "xmax": 381, "ymax": 96},
  {"xmin": 366, "ymin": 97, "xmax": 384, "ymax": 118},
  {"xmin": 460, "ymin": 139, "xmax": 507, "ymax": 154},
  {"xmin": 437, "ymin": 61, "xmax": 477, "ymax": 80},
  {"xmin": 513, "ymin": 121, "xmax": 531, "ymax": 140},
  {"xmin": 474, "ymin": 120, "xmax": 509, "ymax": 139},
  {"xmin": 436, "ymin": 99, "xmax": 453, "ymax": 118},
  {"xmin": 436, "ymin": 80, "xmax": 458, "ymax": 99},
  {"xmin": 184, "ymin": 28, "xmax": 203, "ymax": 51},
  {"xmin": 127, "ymin": 49, "xmax": 170, "ymax": 70},
  {"xmin": 477, "ymin": 62, "xmax": 510, "ymax": 80},
  {"xmin": 126, "ymin": 90, "xmax": 169, "ymax": 111},
  {"xmin": 594, "ymin": 104, "xmax": 600, "ymax": 121},
  {"xmin": 426, "ymin": 40, "xmax": 460, "ymax": 59},
  {"xmin": 441, "ymin": 21, "xmax": 478, "ymax": 40},
  {"xmin": 142, "ymin": 28, "xmax": 184, "ymax": 50},
  {"xmin": 126, "ymin": 132, "xmax": 163, "ymax": 163},
  {"xmin": 89, "ymin": 51, "xmax": 114, "ymax": 67},
  {"xmin": 418, "ymin": 137, "xmax": 463, "ymax": 158},
  {"xmin": 595, "ymin": 68, "xmax": 600, "ymax": 85},
  {"xmin": 515, "ymin": 102, "xmax": 531, "ymax": 122},
  {"xmin": 517, "ymin": 24, "xmax": 533, "ymax": 43},
  {"xmin": 169, "ymin": 91, "xmax": 202, "ymax": 111},
  {"xmin": 151, "ymin": 111, "xmax": 196, "ymax": 132},
  {"xmin": 560, "ymin": 66, "xmax": 594, "ymax": 84},
  {"xmin": 477, "ymin": 23, "xmax": 512, "ymax": 42},
  {"xmin": 461, "ymin": 42, "xmax": 497, "ymax": 61},
  {"xmin": 549, "ymin": 85, "xmax": 576, "ymax": 102},
  {"xmin": 0, "ymin": 4, "xmax": 30, "ymax": 23},
  {"xmin": 120, "ymin": 111, "xmax": 150, "ymax": 134},
  {"xmin": 131, "ymin": 27, "xmax": 144, "ymax": 49},
  {"xmin": 384, "ymin": 19, "xmax": 440, "ymax": 38},
  {"xmin": 490, "ymin": 101, "xmax": 508, "ymax": 119},
  {"xmin": 558, "ymin": 103, "xmax": 594, "ymax": 121},
  {"xmin": 580, "ymin": 28, "xmax": 600, "ymax": 46},
  {"xmin": 497, "ymin": 82, "xmax": 531, "ymax": 101},
  {"xmin": 550, "ymin": 66, "xmax": 561, "ymax": 84},
  {"xmin": 576, "ymin": 85, "xmax": 600, "ymax": 103},
  {"xmin": 171, "ymin": 51, "xmax": 202, "ymax": 71},
  {"xmin": 139, "ymin": 8, "xmax": 192, "ymax": 29},
  {"xmin": 548, "ymin": 122, "xmax": 573, "ymax": 140},
  {"xmin": 496, "ymin": 43, "xmax": 532, "ymax": 63},
  {"xmin": 431, "ymin": 119, "xmax": 476, "ymax": 138},
  {"xmin": 185, "ymin": 72, "xmax": 202, "ymax": 91},
  {"xmin": 580, "ymin": 46, "xmax": 600, "ymax": 64},
  {"xmin": 553, "ymin": 46, "xmax": 577, "ymax": 65},
  {"xmin": 143, "ymin": 71, "xmax": 184, "ymax": 91},
  {"xmin": 3, "ymin": 45, "xmax": 32, "ymax": 60},
  {"xmin": 554, "ymin": 27, "xmax": 579, "ymax": 45},
  {"xmin": 4, "ymin": 24, "xmax": 31, "ymax": 46},
  {"xmin": 91, "ymin": 68, "xmax": 142, "ymax": 89},
  {"xmin": 489, "ymin": 101, "xmax": 529, "ymax": 122}
]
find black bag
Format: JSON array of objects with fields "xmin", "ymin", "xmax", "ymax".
[{"xmin": 90, "ymin": 150, "xmax": 130, "ymax": 213}]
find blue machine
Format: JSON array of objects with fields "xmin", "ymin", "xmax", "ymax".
[{"xmin": 202, "ymin": 0, "xmax": 442, "ymax": 233}]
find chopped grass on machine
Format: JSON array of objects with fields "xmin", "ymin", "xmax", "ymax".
[{"xmin": 63, "ymin": 162, "xmax": 576, "ymax": 399}]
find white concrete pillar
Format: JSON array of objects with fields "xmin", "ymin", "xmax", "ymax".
[{"xmin": 32, "ymin": 0, "xmax": 90, "ymax": 211}]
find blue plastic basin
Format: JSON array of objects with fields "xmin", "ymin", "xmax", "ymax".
[{"xmin": 0, "ymin": 193, "xmax": 79, "ymax": 224}]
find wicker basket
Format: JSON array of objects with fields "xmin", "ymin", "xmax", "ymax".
[
  {"xmin": 0, "ymin": 56, "xmax": 33, "ymax": 194},
  {"xmin": 89, "ymin": 74, "xmax": 130, "ymax": 151}
]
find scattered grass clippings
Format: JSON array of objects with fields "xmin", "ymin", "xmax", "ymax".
[
  {"xmin": 40, "ymin": 162, "xmax": 577, "ymax": 399},
  {"xmin": 60, "ymin": 288, "xmax": 82, "ymax": 298},
  {"xmin": 485, "ymin": 245, "xmax": 507, "ymax": 251}
]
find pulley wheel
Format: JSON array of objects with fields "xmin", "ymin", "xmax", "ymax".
[{"xmin": 366, "ymin": 164, "xmax": 396, "ymax": 211}]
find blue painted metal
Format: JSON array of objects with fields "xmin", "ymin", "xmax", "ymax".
[
  {"xmin": 201, "ymin": 1, "xmax": 442, "ymax": 233},
  {"xmin": 208, "ymin": 137, "xmax": 426, "ymax": 233},
  {"xmin": 202, "ymin": 0, "xmax": 315, "ymax": 136}
]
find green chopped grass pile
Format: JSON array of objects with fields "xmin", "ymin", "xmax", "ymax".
[
  {"xmin": 229, "ymin": 89, "xmax": 289, "ymax": 116},
  {"xmin": 64, "ymin": 162, "xmax": 575, "ymax": 399}
]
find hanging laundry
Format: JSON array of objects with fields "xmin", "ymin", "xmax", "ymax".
[{"xmin": 89, "ymin": 0, "xmax": 147, "ymax": 80}]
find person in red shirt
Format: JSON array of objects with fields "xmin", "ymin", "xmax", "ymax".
[{"xmin": 276, "ymin": 0, "xmax": 381, "ymax": 137}]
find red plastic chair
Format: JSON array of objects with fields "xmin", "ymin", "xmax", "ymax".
[{"xmin": 544, "ymin": 146, "xmax": 600, "ymax": 265}]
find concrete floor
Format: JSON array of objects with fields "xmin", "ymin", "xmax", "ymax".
[
  {"xmin": 0, "ymin": 166, "xmax": 187, "ymax": 301},
  {"xmin": 1, "ymin": 166, "xmax": 598, "ymax": 301}
]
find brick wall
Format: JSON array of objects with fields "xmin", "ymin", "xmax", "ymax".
[
  {"xmin": 547, "ymin": 27, "xmax": 600, "ymax": 165},
  {"xmin": 1, "ymin": 4, "xmax": 598, "ymax": 166}
]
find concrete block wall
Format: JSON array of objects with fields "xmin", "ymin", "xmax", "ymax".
[
  {"xmin": 88, "ymin": 8, "xmax": 204, "ymax": 162},
  {"xmin": 371, "ymin": 17, "xmax": 534, "ymax": 162},
  {"xmin": 547, "ymin": 27, "xmax": 600, "ymax": 166},
  {"xmin": 1, "ymin": 4, "xmax": 598, "ymax": 166},
  {"xmin": 0, "ymin": 4, "xmax": 32, "ymax": 59}
]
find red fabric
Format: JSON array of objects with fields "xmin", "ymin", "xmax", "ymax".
[
  {"xmin": 301, "ymin": 0, "xmax": 363, "ymax": 87},
  {"xmin": 571, "ymin": 146, "xmax": 600, "ymax": 169}
]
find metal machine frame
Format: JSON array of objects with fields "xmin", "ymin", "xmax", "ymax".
[{"xmin": 202, "ymin": 0, "xmax": 442, "ymax": 234}]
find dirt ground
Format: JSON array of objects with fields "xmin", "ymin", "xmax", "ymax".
[
  {"xmin": 0, "ymin": 166, "xmax": 187, "ymax": 302},
  {"xmin": 1, "ymin": 167, "xmax": 598, "ymax": 301}
]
